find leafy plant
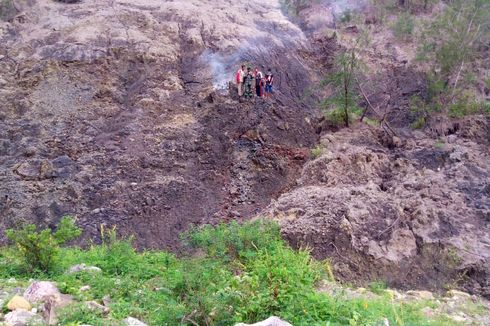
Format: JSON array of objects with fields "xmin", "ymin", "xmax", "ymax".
[
  {"xmin": 417, "ymin": 0, "xmax": 489, "ymax": 109},
  {"xmin": 1, "ymin": 220, "xmax": 467, "ymax": 325},
  {"xmin": 322, "ymin": 45, "xmax": 363, "ymax": 128},
  {"xmin": 340, "ymin": 9, "xmax": 353, "ymax": 23},
  {"xmin": 5, "ymin": 216, "xmax": 81, "ymax": 273},
  {"xmin": 411, "ymin": 116, "xmax": 426, "ymax": 129},
  {"xmin": 369, "ymin": 281, "xmax": 388, "ymax": 295},
  {"xmin": 87, "ymin": 225, "xmax": 138, "ymax": 276},
  {"xmin": 310, "ymin": 145, "xmax": 323, "ymax": 159},
  {"xmin": 391, "ymin": 12, "xmax": 414, "ymax": 40}
]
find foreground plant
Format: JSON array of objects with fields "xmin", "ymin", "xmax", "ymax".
[
  {"xmin": 5, "ymin": 216, "xmax": 81, "ymax": 273},
  {"xmin": 0, "ymin": 219, "xmax": 472, "ymax": 326}
]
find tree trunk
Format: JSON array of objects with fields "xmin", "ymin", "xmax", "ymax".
[{"xmin": 344, "ymin": 81, "xmax": 349, "ymax": 127}]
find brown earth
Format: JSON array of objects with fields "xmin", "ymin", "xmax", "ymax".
[
  {"xmin": 265, "ymin": 119, "xmax": 490, "ymax": 297},
  {"xmin": 1, "ymin": 0, "xmax": 489, "ymax": 299},
  {"xmin": 0, "ymin": 0, "xmax": 323, "ymax": 250}
]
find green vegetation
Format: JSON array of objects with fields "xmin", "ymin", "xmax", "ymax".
[
  {"xmin": 0, "ymin": 220, "xmax": 466, "ymax": 325},
  {"xmin": 322, "ymin": 46, "xmax": 363, "ymax": 128},
  {"xmin": 363, "ymin": 117, "xmax": 381, "ymax": 127},
  {"xmin": 414, "ymin": 0, "xmax": 490, "ymax": 118},
  {"xmin": 410, "ymin": 116, "xmax": 426, "ymax": 129},
  {"xmin": 434, "ymin": 138, "xmax": 445, "ymax": 149},
  {"xmin": 368, "ymin": 281, "xmax": 388, "ymax": 295},
  {"xmin": 340, "ymin": 9, "xmax": 353, "ymax": 23},
  {"xmin": 391, "ymin": 12, "xmax": 414, "ymax": 40},
  {"xmin": 281, "ymin": 0, "xmax": 313, "ymax": 16},
  {"xmin": 310, "ymin": 145, "xmax": 324, "ymax": 159},
  {"xmin": 5, "ymin": 216, "xmax": 81, "ymax": 273}
]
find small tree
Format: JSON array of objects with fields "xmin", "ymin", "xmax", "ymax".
[
  {"xmin": 322, "ymin": 43, "xmax": 363, "ymax": 127},
  {"xmin": 6, "ymin": 216, "xmax": 81, "ymax": 273},
  {"xmin": 417, "ymin": 0, "xmax": 489, "ymax": 111}
]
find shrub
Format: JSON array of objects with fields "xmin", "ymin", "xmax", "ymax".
[
  {"xmin": 184, "ymin": 220, "xmax": 282, "ymax": 262},
  {"xmin": 87, "ymin": 225, "xmax": 138, "ymax": 276},
  {"xmin": 391, "ymin": 12, "xmax": 414, "ymax": 40},
  {"xmin": 324, "ymin": 106, "xmax": 362, "ymax": 128},
  {"xmin": 368, "ymin": 281, "xmax": 388, "ymax": 295},
  {"xmin": 411, "ymin": 116, "xmax": 426, "ymax": 129},
  {"xmin": 5, "ymin": 216, "xmax": 81, "ymax": 273},
  {"xmin": 2, "ymin": 220, "xmax": 459, "ymax": 325},
  {"xmin": 322, "ymin": 42, "xmax": 365, "ymax": 128},
  {"xmin": 57, "ymin": 303, "xmax": 107, "ymax": 326},
  {"xmin": 310, "ymin": 145, "xmax": 323, "ymax": 159},
  {"xmin": 340, "ymin": 9, "xmax": 352, "ymax": 23}
]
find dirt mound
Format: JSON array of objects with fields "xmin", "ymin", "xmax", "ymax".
[{"xmin": 265, "ymin": 122, "xmax": 490, "ymax": 297}]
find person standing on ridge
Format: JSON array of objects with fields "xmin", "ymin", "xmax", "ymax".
[
  {"xmin": 244, "ymin": 67, "xmax": 255, "ymax": 99},
  {"xmin": 236, "ymin": 65, "xmax": 246, "ymax": 97},
  {"xmin": 265, "ymin": 68, "xmax": 274, "ymax": 99},
  {"xmin": 255, "ymin": 67, "xmax": 264, "ymax": 97}
]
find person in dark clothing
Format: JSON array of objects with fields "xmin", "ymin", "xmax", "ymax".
[
  {"xmin": 244, "ymin": 67, "xmax": 254, "ymax": 99},
  {"xmin": 265, "ymin": 68, "xmax": 274, "ymax": 98},
  {"xmin": 255, "ymin": 68, "xmax": 264, "ymax": 97}
]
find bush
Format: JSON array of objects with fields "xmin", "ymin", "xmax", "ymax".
[
  {"xmin": 411, "ymin": 116, "xmax": 426, "ymax": 129},
  {"xmin": 184, "ymin": 220, "xmax": 282, "ymax": 262},
  {"xmin": 340, "ymin": 9, "xmax": 352, "ymax": 23},
  {"xmin": 5, "ymin": 216, "xmax": 81, "ymax": 273},
  {"xmin": 2, "ymin": 220, "xmax": 462, "ymax": 325},
  {"xmin": 323, "ymin": 106, "xmax": 362, "ymax": 128},
  {"xmin": 86, "ymin": 225, "xmax": 139, "ymax": 276},
  {"xmin": 368, "ymin": 281, "xmax": 388, "ymax": 295},
  {"xmin": 391, "ymin": 13, "xmax": 414, "ymax": 40},
  {"xmin": 310, "ymin": 145, "xmax": 323, "ymax": 159}
]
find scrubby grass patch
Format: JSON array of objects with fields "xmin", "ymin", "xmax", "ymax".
[
  {"xmin": 391, "ymin": 13, "xmax": 415, "ymax": 40},
  {"xmin": 310, "ymin": 145, "xmax": 324, "ymax": 159},
  {"xmin": 1, "ymin": 220, "xmax": 463, "ymax": 325}
]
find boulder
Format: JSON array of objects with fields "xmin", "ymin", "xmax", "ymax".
[
  {"xmin": 406, "ymin": 290, "xmax": 434, "ymax": 300},
  {"xmin": 235, "ymin": 316, "xmax": 293, "ymax": 326},
  {"xmin": 86, "ymin": 301, "xmax": 110, "ymax": 315},
  {"xmin": 446, "ymin": 290, "xmax": 471, "ymax": 300},
  {"xmin": 68, "ymin": 264, "xmax": 102, "ymax": 274},
  {"xmin": 41, "ymin": 293, "xmax": 74, "ymax": 325},
  {"xmin": 122, "ymin": 317, "xmax": 149, "ymax": 326},
  {"xmin": 385, "ymin": 289, "xmax": 404, "ymax": 300},
  {"xmin": 24, "ymin": 281, "xmax": 61, "ymax": 303},
  {"xmin": 7, "ymin": 296, "xmax": 31, "ymax": 311},
  {"xmin": 4, "ymin": 310, "xmax": 42, "ymax": 326}
]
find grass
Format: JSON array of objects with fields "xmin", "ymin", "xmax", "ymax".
[
  {"xmin": 310, "ymin": 145, "xmax": 324, "ymax": 159},
  {"xmin": 391, "ymin": 13, "xmax": 415, "ymax": 41},
  {"xmin": 368, "ymin": 281, "xmax": 388, "ymax": 295},
  {"xmin": 0, "ymin": 220, "xmax": 465, "ymax": 326},
  {"xmin": 434, "ymin": 139, "xmax": 445, "ymax": 149}
]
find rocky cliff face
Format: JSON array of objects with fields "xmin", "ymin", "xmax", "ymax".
[
  {"xmin": 1, "ymin": 0, "xmax": 489, "ymax": 299},
  {"xmin": 0, "ymin": 0, "xmax": 322, "ymax": 249},
  {"xmin": 265, "ymin": 118, "xmax": 490, "ymax": 297}
]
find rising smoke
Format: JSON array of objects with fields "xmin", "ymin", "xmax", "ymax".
[{"xmin": 201, "ymin": 0, "xmax": 367, "ymax": 91}]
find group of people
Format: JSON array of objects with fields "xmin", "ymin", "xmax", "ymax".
[{"xmin": 235, "ymin": 65, "xmax": 274, "ymax": 99}]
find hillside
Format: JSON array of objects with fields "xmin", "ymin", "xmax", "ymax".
[{"xmin": 0, "ymin": 0, "xmax": 489, "ymax": 325}]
